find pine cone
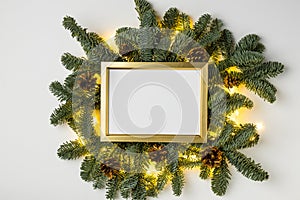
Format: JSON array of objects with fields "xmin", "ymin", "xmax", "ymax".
[
  {"xmin": 223, "ymin": 71, "xmax": 241, "ymax": 88},
  {"xmin": 186, "ymin": 47, "xmax": 210, "ymax": 62},
  {"xmin": 118, "ymin": 43, "xmax": 134, "ymax": 55},
  {"xmin": 77, "ymin": 71, "xmax": 97, "ymax": 91},
  {"xmin": 148, "ymin": 145, "xmax": 168, "ymax": 162},
  {"xmin": 100, "ymin": 158, "xmax": 121, "ymax": 179},
  {"xmin": 200, "ymin": 146, "xmax": 223, "ymax": 168}
]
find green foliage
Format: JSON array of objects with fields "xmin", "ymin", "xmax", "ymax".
[
  {"xmin": 178, "ymin": 157, "xmax": 202, "ymax": 169},
  {"xmin": 244, "ymin": 61, "xmax": 284, "ymax": 79},
  {"xmin": 120, "ymin": 173, "xmax": 139, "ymax": 199},
  {"xmin": 156, "ymin": 169, "xmax": 170, "ymax": 191},
  {"xmin": 93, "ymin": 173, "xmax": 107, "ymax": 189},
  {"xmin": 236, "ymin": 34, "xmax": 265, "ymax": 53},
  {"xmin": 211, "ymin": 159, "xmax": 231, "ymax": 196},
  {"xmin": 231, "ymin": 50, "xmax": 265, "ymax": 68},
  {"xmin": 106, "ymin": 175, "xmax": 121, "ymax": 200},
  {"xmin": 80, "ymin": 155, "xmax": 99, "ymax": 182},
  {"xmin": 61, "ymin": 53, "xmax": 85, "ymax": 71},
  {"xmin": 134, "ymin": 0, "xmax": 158, "ymax": 28},
  {"xmin": 199, "ymin": 165, "xmax": 210, "ymax": 179},
  {"xmin": 223, "ymin": 123, "xmax": 258, "ymax": 150},
  {"xmin": 63, "ymin": 72, "xmax": 77, "ymax": 89},
  {"xmin": 218, "ymin": 29, "xmax": 235, "ymax": 57},
  {"xmin": 50, "ymin": 101, "xmax": 72, "ymax": 126},
  {"xmin": 214, "ymin": 122, "xmax": 234, "ymax": 147},
  {"xmin": 140, "ymin": 10, "xmax": 158, "ymax": 28},
  {"xmin": 193, "ymin": 14, "xmax": 212, "ymax": 40},
  {"xmin": 49, "ymin": 81, "xmax": 72, "ymax": 102},
  {"xmin": 171, "ymin": 168, "xmax": 185, "ymax": 196},
  {"xmin": 62, "ymin": 16, "xmax": 104, "ymax": 53},
  {"xmin": 162, "ymin": 8, "xmax": 180, "ymax": 29},
  {"xmin": 134, "ymin": 0, "xmax": 153, "ymax": 19},
  {"xmin": 226, "ymin": 93, "xmax": 254, "ymax": 114},
  {"xmin": 198, "ymin": 30, "xmax": 221, "ymax": 48},
  {"xmin": 57, "ymin": 140, "xmax": 88, "ymax": 160},
  {"xmin": 244, "ymin": 78, "xmax": 277, "ymax": 103},
  {"xmin": 177, "ymin": 13, "xmax": 191, "ymax": 31},
  {"xmin": 132, "ymin": 175, "xmax": 147, "ymax": 200},
  {"xmin": 225, "ymin": 151, "xmax": 269, "ymax": 181}
]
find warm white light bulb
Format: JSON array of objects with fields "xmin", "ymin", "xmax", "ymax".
[{"xmin": 256, "ymin": 123, "xmax": 264, "ymax": 131}]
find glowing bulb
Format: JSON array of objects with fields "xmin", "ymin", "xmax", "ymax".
[
  {"xmin": 256, "ymin": 123, "xmax": 264, "ymax": 131},
  {"xmin": 250, "ymin": 136, "xmax": 256, "ymax": 141},
  {"xmin": 190, "ymin": 155, "xmax": 197, "ymax": 161},
  {"xmin": 182, "ymin": 155, "xmax": 188, "ymax": 159},
  {"xmin": 234, "ymin": 110, "xmax": 239, "ymax": 116},
  {"xmin": 146, "ymin": 164, "xmax": 159, "ymax": 175}
]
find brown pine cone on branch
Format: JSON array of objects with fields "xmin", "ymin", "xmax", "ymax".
[
  {"xmin": 200, "ymin": 146, "xmax": 223, "ymax": 168},
  {"xmin": 186, "ymin": 47, "xmax": 210, "ymax": 62},
  {"xmin": 77, "ymin": 71, "xmax": 97, "ymax": 91},
  {"xmin": 100, "ymin": 158, "xmax": 121, "ymax": 179},
  {"xmin": 223, "ymin": 71, "xmax": 241, "ymax": 88},
  {"xmin": 148, "ymin": 144, "xmax": 168, "ymax": 163}
]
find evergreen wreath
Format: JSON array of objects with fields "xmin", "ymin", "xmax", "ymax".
[{"xmin": 50, "ymin": 0, "xmax": 284, "ymax": 199}]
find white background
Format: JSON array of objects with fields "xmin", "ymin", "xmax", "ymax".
[{"xmin": 0, "ymin": 0, "xmax": 299, "ymax": 199}]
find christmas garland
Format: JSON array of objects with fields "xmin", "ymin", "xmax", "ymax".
[{"xmin": 50, "ymin": 0, "xmax": 284, "ymax": 199}]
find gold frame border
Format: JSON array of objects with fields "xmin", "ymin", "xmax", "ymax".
[{"xmin": 101, "ymin": 62, "xmax": 208, "ymax": 143}]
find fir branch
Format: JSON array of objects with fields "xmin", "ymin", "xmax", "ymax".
[
  {"xmin": 138, "ymin": 28, "xmax": 155, "ymax": 61},
  {"xmin": 223, "ymin": 123, "xmax": 258, "ymax": 150},
  {"xmin": 115, "ymin": 27, "xmax": 139, "ymax": 49},
  {"xmin": 210, "ymin": 18, "xmax": 223, "ymax": 32},
  {"xmin": 231, "ymin": 50, "xmax": 265, "ymax": 68},
  {"xmin": 225, "ymin": 151, "xmax": 269, "ymax": 181},
  {"xmin": 134, "ymin": 0, "xmax": 158, "ymax": 28},
  {"xmin": 88, "ymin": 43, "xmax": 121, "ymax": 63},
  {"xmin": 162, "ymin": 8, "xmax": 180, "ymax": 29},
  {"xmin": 193, "ymin": 14, "xmax": 212, "ymax": 40},
  {"xmin": 77, "ymin": 108, "xmax": 96, "ymax": 141},
  {"xmin": 243, "ymin": 61, "xmax": 284, "ymax": 79},
  {"xmin": 244, "ymin": 78, "xmax": 277, "ymax": 103},
  {"xmin": 61, "ymin": 53, "xmax": 85, "ymax": 71},
  {"xmin": 93, "ymin": 173, "xmax": 107, "ymax": 189},
  {"xmin": 211, "ymin": 158, "xmax": 231, "ymax": 196},
  {"xmin": 106, "ymin": 175, "xmax": 121, "ymax": 200},
  {"xmin": 134, "ymin": 0, "xmax": 152, "ymax": 19},
  {"xmin": 218, "ymin": 29, "xmax": 235, "ymax": 57},
  {"xmin": 64, "ymin": 72, "xmax": 77, "ymax": 89},
  {"xmin": 120, "ymin": 173, "xmax": 139, "ymax": 199},
  {"xmin": 171, "ymin": 168, "xmax": 185, "ymax": 196},
  {"xmin": 132, "ymin": 174, "xmax": 147, "ymax": 200},
  {"xmin": 67, "ymin": 117, "xmax": 78, "ymax": 133},
  {"xmin": 140, "ymin": 10, "xmax": 158, "ymax": 27},
  {"xmin": 170, "ymin": 32, "xmax": 195, "ymax": 57},
  {"xmin": 157, "ymin": 169, "xmax": 170, "ymax": 191},
  {"xmin": 239, "ymin": 134, "xmax": 260, "ymax": 149},
  {"xmin": 199, "ymin": 165, "xmax": 210, "ymax": 179},
  {"xmin": 57, "ymin": 140, "xmax": 88, "ymax": 160},
  {"xmin": 50, "ymin": 101, "xmax": 72, "ymax": 126},
  {"xmin": 198, "ymin": 30, "xmax": 221, "ymax": 48},
  {"xmin": 62, "ymin": 16, "xmax": 104, "ymax": 53},
  {"xmin": 177, "ymin": 13, "xmax": 191, "ymax": 31},
  {"xmin": 226, "ymin": 93, "xmax": 254, "ymax": 114},
  {"xmin": 49, "ymin": 81, "xmax": 72, "ymax": 102},
  {"xmin": 236, "ymin": 34, "xmax": 265, "ymax": 53},
  {"xmin": 214, "ymin": 122, "xmax": 234, "ymax": 147},
  {"xmin": 216, "ymin": 59, "xmax": 234, "ymax": 72},
  {"xmin": 178, "ymin": 157, "xmax": 202, "ymax": 169},
  {"xmin": 145, "ymin": 175, "xmax": 158, "ymax": 197},
  {"xmin": 80, "ymin": 155, "xmax": 99, "ymax": 182}
]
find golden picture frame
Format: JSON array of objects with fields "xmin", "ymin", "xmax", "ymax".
[{"xmin": 101, "ymin": 62, "xmax": 208, "ymax": 143}]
